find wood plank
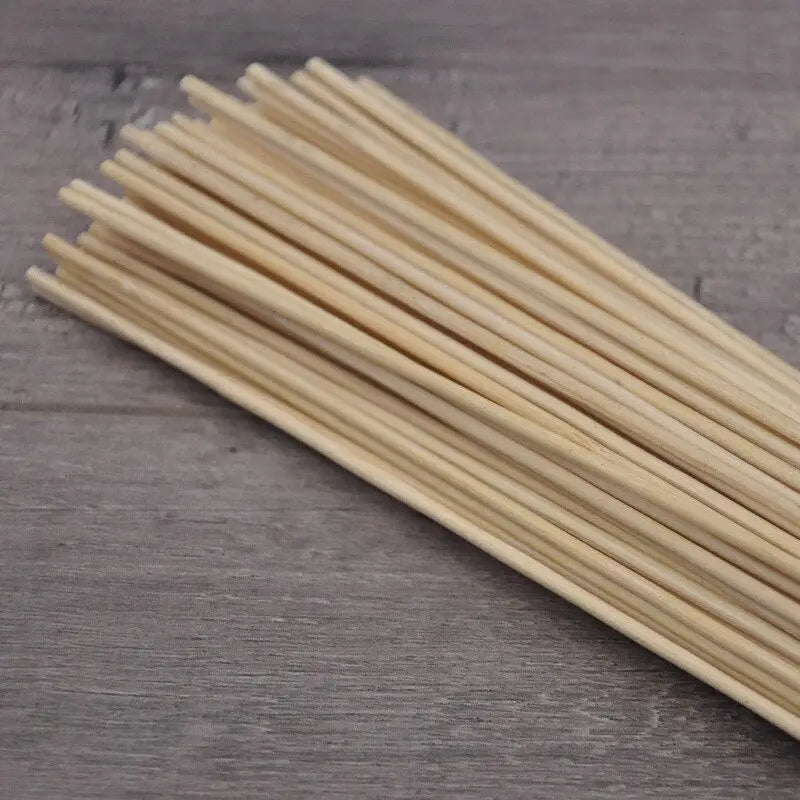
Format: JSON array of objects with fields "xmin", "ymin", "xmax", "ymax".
[
  {"xmin": 2, "ymin": 409, "xmax": 800, "ymax": 799},
  {"xmin": 0, "ymin": 67, "xmax": 464, "ymax": 410},
  {"xmin": 4, "ymin": 64, "xmax": 799, "ymax": 414},
  {"xmin": 0, "ymin": 68, "xmax": 214, "ymax": 410},
  {"xmin": 2, "ymin": 0, "xmax": 800, "ymax": 78},
  {"xmin": 3, "ymin": 2, "xmax": 800, "ymax": 794}
]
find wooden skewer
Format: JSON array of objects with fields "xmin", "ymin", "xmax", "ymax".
[
  {"xmin": 49, "ymin": 188, "xmax": 800, "ymax": 595},
  {"xmin": 78, "ymin": 225, "xmax": 775, "ymax": 608},
  {"xmin": 344, "ymin": 65, "xmax": 800, "ymax": 399},
  {"xmin": 64, "ymin": 245, "xmax": 793, "ymax": 705},
  {"xmin": 43, "ymin": 256, "xmax": 800, "ymax": 710},
  {"xmin": 292, "ymin": 68, "xmax": 399, "ymax": 139},
  {"xmin": 42, "ymin": 224, "xmax": 800, "ymax": 619},
  {"xmin": 236, "ymin": 65, "xmax": 800, "ymax": 418},
  {"xmin": 238, "ymin": 73, "xmax": 416, "ymax": 197},
  {"xmin": 246, "ymin": 65, "xmax": 518, "ymax": 232},
  {"xmin": 26, "ymin": 266, "xmax": 800, "ymax": 740},
  {"xmin": 60, "ymin": 179, "xmax": 800, "ymax": 575},
  {"xmin": 73, "ymin": 162, "xmax": 800, "ymax": 555},
  {"xmin": 167, "ymin": 116, "xmax": 800, "ymax": 478},
  {"xmin": 54, "ymin": 245, "xmax": 800, "ymax": 680},
  {"xmin": 66, "ymin": 226, "xmax": 800, "ymax": 638},
  {"xmin": 118, "ymin": 123, "xmax": 800, "ymax": 529},
  {"xmin": 27, "ymin": 60, "xmax": 800, "ymax": 738},
  {"xmin": 178, "ymin": 75, "xmax": 800, "ymax": 436},
  {"xmin": 26, "ymin": 57, "xmax": 800, "ymax": 744}
]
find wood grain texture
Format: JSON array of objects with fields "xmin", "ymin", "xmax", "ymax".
[
  {"xmin": 2, "ymin": 0, "xmax": 800, "ymax": 77},
  {"xmin": 2, "ymin": 1, "xmax": 800, "ymax": 796},
  {"xmin": 3, "ymin": 408, "xmax": 800, "ymax": 799}
]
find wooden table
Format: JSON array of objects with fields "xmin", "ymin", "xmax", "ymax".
[{"xmin": 2, "ymin": 2, "xmax": 800, "ymax": 796}]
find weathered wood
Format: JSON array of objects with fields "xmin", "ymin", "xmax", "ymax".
[
  {"xmin": 2, "ymin": 0, "xmax": 800, "ymax": 78},
  {"xmin": 4, "ymin": 1, "xmax": 800, "ymax": 795},
  {"xmin": 2, "ymin": 410, "xmax": 800, "ymax": 799},
  {"xmin": 4, "ymin": 64, "xmax": 800, "ymax": 413}
]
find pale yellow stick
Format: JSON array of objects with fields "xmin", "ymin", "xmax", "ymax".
[
  {"xmin": 64, "ymin": 242, "xmax": 795, "ymax": 702},
  {"xmin": 81, "ymin": 169, "xmax": 615, "ymax": 458},
  {"xmin": 292, "ymin": 68, "xmax": 401, "ymax": 138},
  {"xmin": 279, "ymin": 312, "xmax": 800, "ymax": 611},
  {"xmin": 98, "ymin": 151, "xmax": 800, "ymax": 546},
  {"xmin": 43, "ymin": 228, "xmax": 794, "ymax": 619},
  {"xmin": 95, "ymin": 157, "xmax": 800, "ymax": 556},
  {"xmin": 246, "ymin": 65, "xmax": 509, "ymax": 230},
  {"xmin": 25, "ymin": 267, "xmax": 800, "ymax": 740},
  {"xmin": 349, "ymin": 67, "xmax": 800, "ymax": 398},
  {"xmin": 76, "ymin": 228, "xmax": 784, "ymax": 583},
  {"xmin": 237, "ymin": 76, "xmax": 340, "ymax": 150},
  {"xmin": 355, "ymin": 73, "xmax": 800, "ymax": 389},
  {"xmin": 238, "ymin": 74, "xmax": 419, "ymax": 198},
  {"xmin": 107, "ymin": 160, "xmax": 800, "ymax": 550},
  {"xmin": 57, "ymin": 247, "xmax": 800, "ymax": 676},
  {"xmin": 67, "ymin": 265, "xmax": 799, "ymax": 704},
  {"xmin": 51, "ymin": 188, "xmax": 800, "ymax": 590},
  {"xmin": 122, "ymin": 124, "xmax": 800, "ymax": 528},
  {"xmin": 46, "ymin": 264, "xmax": 800, "ymax": 712},
  {"xmin": 169, "ymin": 116, "xmax": 800, "ymax": 477},
  {"xmin": 298, "ymin": 70, "xmax": 800, "ymax": 420},
  {"xmin": 246, "ymin": 64, "xmax": 800, "ymax": 417},
  {"xmin": 209, "ymin": 111, "xmax": 438, "ymax": 241},
  {"xmin": 178, "ymin": 76, "xmax": 800, "ymax": 434},
  {"xmin": 79, "ymin": 226, "xmax": 759, "ymax": 609}
]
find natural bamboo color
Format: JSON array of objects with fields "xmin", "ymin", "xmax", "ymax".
[
  {"xmin": 25, "ymin": 267, "xmax": 800, "ymax": 740},
  {"xmin": 343, "ymin": 66, "xmax": 800, "ymax": 398},
  {"xmin": 27, "ymin": 59, "xmax": 800, "ymax": 739},
  {"xmin": 113, "ymin": 124, "xmax": 800, "ymax": 526},
  {"xmin": 58, "ymin": 224, "xmax": 800, "ymax": 638},
  {"xmin": 48, "ymin": 243, "xmax": 800, "ymax": 681},
  {"xmin": 54, "ymin": 182, "xmax": 800, "ymax": 591},
  {"xmin": 161, "ymin": 117, "xmax": 800, "ymax": 476}
]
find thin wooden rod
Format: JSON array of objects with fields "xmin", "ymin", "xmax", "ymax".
[
  {"xmin": 60, "ymin": 180, "xmax": 800, "ymax": 573},
  {"xmin": 120, "ymin": 124, "xmax": 800, "ymax": 528},
  {"xmin": 46, "ymin": 219, "xmax": 800, "ymax": 615},
  {"xmin": 165, "ymin": 116, "xmax": 800, "ymax": 478},
  {"xmin": 26, "ymin": 266, "xmax": 800, "ymax": 741},
  {"xmin": 57, "ymin": 248, "xmax": 800, "ymax": 678},
  {"xmin": 345, "ymin": 67, "xmax": 800, "ymax": 398},
  {"xmin": 77, "ymin": 226, "xmax": 759, "ymax": 610},
  {"xmin": 178, "ymin": 75, "xmax": 800, "ymax": 435}
]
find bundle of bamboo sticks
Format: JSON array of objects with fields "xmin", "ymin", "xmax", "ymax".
[{"xmin": 29, "ymin": 58, "xmax": 800, "ymax": 737}]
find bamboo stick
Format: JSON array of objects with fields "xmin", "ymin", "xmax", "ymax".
[
  {"xmin": 345, "ymin": 67, "xmax": 800, "ymax": 398},
  {"xmin": 56, "ymin": 246, "xmax": 800, "ymax": 680},
  {"xmin": 178, "ymin": 75, "xmax": 800, "ymax": 437},
  {"xmin": 168, "ymin": 116, "xmax": 800, "ymax": 477},
  {"xmin": 43, "ymin": 224, "xmax": 800, "ymax": 617},
  {"xmin": 26, "ymin": 266, "xmax": 800, "ymax": 739},
  {"xmin": 56, "ymin": 183, "xmax": 800, "ymax": 585},
  {"xmin": 119, "ymin": 124, "xmax": 800, "ymax": 525}
]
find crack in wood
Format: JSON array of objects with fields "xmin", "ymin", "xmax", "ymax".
[
  {"xmin": 110, "ymin": 64, "xmax": 127, "ymax": 92},
  {"xmin": 101, "ymin": 120, "xmax": 117, "ymax": 148}
]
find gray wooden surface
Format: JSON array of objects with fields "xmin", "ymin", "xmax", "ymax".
[{"xmin": 2, "ymin": 2, "xmax": 800, "ymax": 797}]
